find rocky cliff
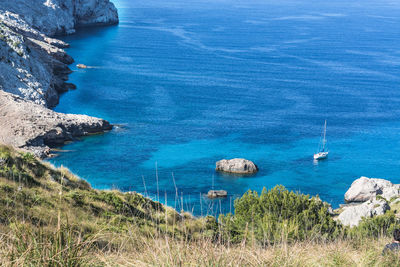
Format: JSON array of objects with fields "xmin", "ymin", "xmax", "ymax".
[
  {"xmin": 0, "ymin": 0, "xmax": 118, "ymax": 36},
  {"xmin": 0, "ymin": 0, "xmax": 118, "ymax": 157}
]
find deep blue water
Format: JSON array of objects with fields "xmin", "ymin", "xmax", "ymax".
[{"xmin": 49, "ymin": 0, "xmax": 400, "ymax": 216}]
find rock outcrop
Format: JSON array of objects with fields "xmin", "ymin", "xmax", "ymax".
[
  {"xmin": 216, "ymin": 158, "xmax": 258, "ymax": 174},
  {"xmin": 337, "ymin": 197, "xmax": 390, "ymax": 227},
  {"xmin": 0, "ymin": 90, "xmax": 111, "ymax": 158},
  {"xmin": 336, "ymin": 176, "xmax": 400, "ymax": 227},
  {"xmin": 344, "ymin": 176, "xmax": 400, "ymax": 202}
]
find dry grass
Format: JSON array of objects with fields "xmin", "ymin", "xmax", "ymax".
[
  {"xmin": 1, "ymin": 223, "xmax": 399, "ymax": 267},
  {"xmin": 91, "ymin": 235, "xmax": 400, "ymax": 267}
]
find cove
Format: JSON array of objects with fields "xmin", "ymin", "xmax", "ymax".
[{"xmin": 49, "ymin": 0, "xmax": 400, "ymax": 216}]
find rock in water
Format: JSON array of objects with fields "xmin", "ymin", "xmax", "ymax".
[
  {"xmin": 337, "ymin": 198, "xmax": 390, "ymax": 227},
  {"xmin": 345, "ymin": 176, "xmax": 400, "ymax": 202},
  {"xmin": 216, "ymin": 158, "xmax": 258, "ymax": 174},
  {"xmin": 207, "ymin": 190, "xmax": 227, "ymax": 199}
]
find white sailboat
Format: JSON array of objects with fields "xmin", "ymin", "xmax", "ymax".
[{"xmin": 314, "ymin": 120, "xmax": 328, "ymax": 160}]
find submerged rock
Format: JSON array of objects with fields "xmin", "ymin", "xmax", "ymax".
[
  {"xmin": 216, "ymin": 158, "xmax": 258, "ymax": 174},
  {"xmin": 207, "ymin": 190, "xmax": 227, "ymax": 199},
  {"xmin": 345, "ymin": 176, "xmax": 400, "ymax": 202},
  {"xmin": 337, "ymin": 198, "xmax": 390, "ymax": 227}
]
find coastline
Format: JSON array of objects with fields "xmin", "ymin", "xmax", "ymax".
[{"xmin": 0, "ymin": 0, "xmax": 119, "ymax": 158}]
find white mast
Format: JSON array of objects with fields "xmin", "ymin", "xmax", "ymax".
[{"xmin": 322, "ymin": 120, "xmax": 327, "ymax": 152}]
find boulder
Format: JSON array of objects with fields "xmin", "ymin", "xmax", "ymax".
[
  {"xmin": 207, "ymin": 190, "xmax": 227, "ymax": 199},
  {"xmin": 337, "ymin": 198, "xmax": 390, "ymax": 227},
  {"xmin": 344, "ymin": 176, "xmax": 400, "ymax": 202},
  {"xmin": 216, "ymin": 158, "xmax": 258, "ymax": 174}
]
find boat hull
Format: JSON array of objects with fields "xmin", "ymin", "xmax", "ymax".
[{"xmin": 314, "ymin": 152, "xmax": 328, "ymax": 160}]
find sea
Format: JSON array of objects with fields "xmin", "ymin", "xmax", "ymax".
[{"xmin": 49, "ymin": 0, "xmax": 400, "ymax": 216}]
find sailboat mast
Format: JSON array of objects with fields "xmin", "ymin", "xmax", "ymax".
[{"xmin": 322, "ymin": 120, "xmax": 327, "ymax": 151}]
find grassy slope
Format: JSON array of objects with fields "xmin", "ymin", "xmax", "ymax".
[{"xmin": 0, "ymin": 144, "xmax": 399, "ymax": 266}]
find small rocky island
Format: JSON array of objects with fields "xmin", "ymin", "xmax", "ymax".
[{"xmin": 216, "ymin": 158, "xmax": 258, "ymax": 174}]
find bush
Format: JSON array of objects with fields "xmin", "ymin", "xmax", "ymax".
[
  {"xmin": 349, "ymin": 211, "xmax": 399, "ymax": 239},
  {"xmin": 68, "ymin": 190, "xmax": 86, "ymax": 207},
  {"xmin": 219, "ymin": 185, "xmax": 342, "ymax": 244}
]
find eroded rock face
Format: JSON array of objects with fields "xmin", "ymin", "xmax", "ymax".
[
  {"xmin": 0, "ymin": 14, "xmax": 73, "ymax": 107},
  {"xmin": 216, "ymin": 158, "xmax": 258, "ymax": 174},
  {"xmin": 74, "ymin": 0, "xmax": 119, "ymax": 30},
  {"xmin": 0, "ymin": 0, "xmax": 118, "ymax": 36},
  {"xmin": 344, "ymin": 177, "xmax": 400, "ymax": 202},
  {"xmin": 0, "ymin": 90, "xmax": 112, "ymax": 158},
  {"xmin": 337, "ymin": 198, "xmax": 390, "ymax": 227}
]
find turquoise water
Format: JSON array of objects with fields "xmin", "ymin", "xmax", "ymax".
[{"xmin": 50, "ymin": 0, "xmax": 400, "ymax": 216}]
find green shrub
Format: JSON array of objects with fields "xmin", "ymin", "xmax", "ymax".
[
  {"xmin": 68, "ymin": 190, "xmax": 86, "ymax": 207},
  {"xmin": 0, "ymin": 146, "xmax": 12, "ymax": 162},
  {"xmin": 349, "ymin": 211, "xmax": 399, "ymax": 239},
  {"xmin": 94, "ymin": 191, "xmax": 125, "ymax": 212},
  {"xmin": 21, "ymin": 152, "xmax": 35, "ymax": 164},
  {"xmin": 219, "ymin": 185, "xmax": 342, "ymax": 244}
]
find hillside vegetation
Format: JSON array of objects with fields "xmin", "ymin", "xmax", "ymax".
[{"xmin": 0, "ymin": 144, "xmax": 399, "ymax": 266}]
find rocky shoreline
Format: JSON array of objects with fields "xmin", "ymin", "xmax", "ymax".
[{"xmin": 0, "ymin": 0, "xmax": 118, "ymax": 157}]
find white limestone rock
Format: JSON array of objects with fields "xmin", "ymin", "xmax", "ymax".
[
  {"xmin": 344, "ymin": 177, "xmax": 400, "ymax": 202},
  {"xmin": 0, "ymin": 19, "xmax": 69, "ymax": 107},
  {"xmin": 337, "ymin": 198, "xmax": 390, "ymax": 227}
]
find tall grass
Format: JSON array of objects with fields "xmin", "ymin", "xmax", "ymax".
[
  {"xmin": 1, "ymin": 224, "xmax": 96, "ymax": 267},
  {"xmin": 92, "ymin": 233, "xmax": 400, "ymax": 266}
]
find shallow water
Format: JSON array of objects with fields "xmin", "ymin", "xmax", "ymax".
[{"xmin": 49, "ymin": 0, "xmax": 400, "ymax": 216}]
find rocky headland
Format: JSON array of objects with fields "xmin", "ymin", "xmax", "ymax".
[
  {"xmin": 0, "ymin": 0, "xmax": 118, "ymax": 157},
  {"xmin": 0, "ymin": 90, "xmax": 112, "ymax": 158}
]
